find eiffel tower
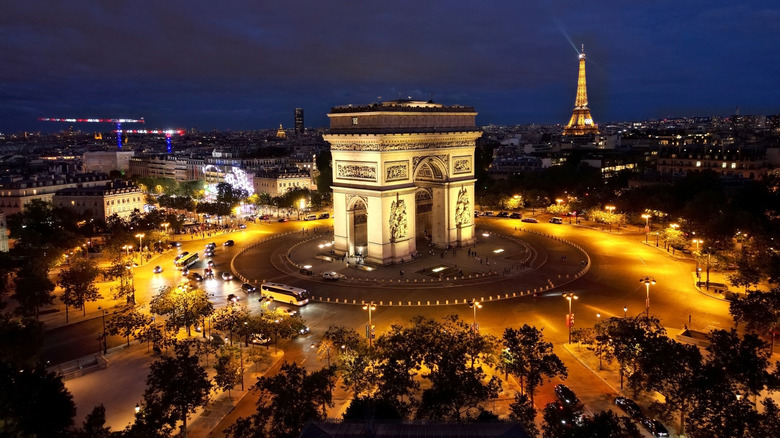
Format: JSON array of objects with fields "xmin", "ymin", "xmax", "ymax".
[{"xmin": 563, "ymin": 45, "xmax": 599, "ymax": 136}]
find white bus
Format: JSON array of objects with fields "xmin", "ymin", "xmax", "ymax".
[
  {"xmin": 174, "ymin": 252, "xmax": 199, "ymax": 270},
  {"xmin": 260, "ymin": 282, "xmax": 311, "ymax": 306}
]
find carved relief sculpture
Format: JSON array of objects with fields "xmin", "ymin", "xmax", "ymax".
[
  {"xmin": 385, "ymin": 162, "xmax": 408, "ymax": 181},
  {"xmin": 336, "ymin": 162, "xmax": 377, "ymax": 181},
  {"xmin": 453, "ymin": 156, "xmax": 472, "ymax": 174},
  {"xmin": 389, "ymin": 193, "xmax": 408, "ymax": 242},
  {"xmin": 455, "ymin": 186, "xmax": 471, "ymax": 226}
]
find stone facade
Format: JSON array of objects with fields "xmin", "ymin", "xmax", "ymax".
[
  {"xmin": 324, "ymin": 100, "xmax": 481, "ymax": 265},
  {"xmin": 52, "ymin": 181, "xmax": 144, "ymax": 220}
]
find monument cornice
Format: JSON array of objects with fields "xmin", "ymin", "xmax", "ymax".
[{"xmin": 325, "ymin": 131, "xmax": 482, "ymax": 152}]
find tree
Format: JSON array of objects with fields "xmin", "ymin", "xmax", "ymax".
[
  {"xmin": 728, "ymin": 250, "xmax": 763, "ymax": 292},
  {"xmin": 12, "ymin": 260, "xmax": 55, "ymax": 320},
  {"xmin": 72, "ymin": 404, "xmax": 112, "ymax": 438},
  {"xmin": 58, "ymin": 257, "xmax": 101, "ymax": 319},
  {"xmin": 106, "ymin": 309, "xmax": 153, "ymax": 346},
  {"xmin": 225, "ymin": 362, "xmax": 332, "ymax": 438},
  {"xmin": 503, "ymin": 324, "xmax": 567, "ymax": 405},
  {"xmin": 729, "ymin": 288, "xmax": 780, "ymax": 352},
  {"xmin": 342, "ymin": 396, "xmax": 403, "ymax": 421},
  {"xmin": 509, "ymin": 392, "xmax": 539, "ymax": 437},
  {"xmin": 706, "ymin": 329, "xmax": 775, "ymax": 402},
  {"xmin": 601, "ymin": 316, "xmax": 665, "ymax": 390},
  {"xmin": 0, "ymin": 314, "xmax": 45, "ymax": 366},
  {"xmin": 214, "ymin": 346, "xmax": 243, "ymax": 398},
  {"xmin": 149, "ymin": 285, "xmax": 214, "ymax": 336},
  {"xmin": 141, "ymin": 341, "xmax": 212, "ymax": 437},
  {"xmin": 0, "ymin": 361, "xmax": 76, "ymax": 438}
]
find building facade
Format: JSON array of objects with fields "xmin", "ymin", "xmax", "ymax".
[
  {"xmin": 253, "ymin": 172, "xmax": 313, "ymax": 197},
  {"xmin": 324, "ymin": 100, "xmax": 481, "ymax": 265},
  {"xmin": 83, "ymin": 150, "xmax": 135, "ymax": 174},
  {"xmin": 52, "ymin": 181, "xmax": 144, "ymax": 220},
  {"xmin": 0, "ymin": 173, "xmax": 111, "ymax": 216}
]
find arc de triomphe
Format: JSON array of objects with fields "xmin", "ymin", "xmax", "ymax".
[{"xmin": 323, "ymin": 100, "xmax": 482, "ymax": 265}]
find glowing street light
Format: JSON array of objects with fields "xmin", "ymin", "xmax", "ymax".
[
  {"xmin": 563, "ymin": 293, "xmax": 578, "ymax": 343},
  {"xmin": 605, "ymin": 206, "xmax": 616, "ymax": 232},
  {"xmin": 639, "ymin": 276, "xmax": 656, "ymax": 318},
  {"xmin": 641, "ymin": 214, "xmax": 651, "ymax": 243},
  {"xmin": 161, "ymin": 222, "xmax": 169, "ymax": 234},
  {"xmin": 468, "ymin": 299, "xmax": 483, "ymax": 332},
  {"xmin": 135, "ymin": 233, "xmax": 145, "ymax": 261},
  {"xmin": 692, "ymin": 238, "xmax": 703, "ymax": 253},
  {"xmin": 362, "ymin": 301, "xmax": 377, "ymax": 347}
]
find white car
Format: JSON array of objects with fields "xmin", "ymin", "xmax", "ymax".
[{"xmin": 322, "ymin": 271, "xmax": 341, "ymax": 281}]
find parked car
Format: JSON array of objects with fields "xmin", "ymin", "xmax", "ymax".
[
  {"xmin": 322, "ymin": 271, "xmax": 341, "ymax": 281},
  {"xmin": 223, "ymin": 240, "xmax": 234, "ymax": 246},
  {"xmin": 190, "ymin": 272, "xmax": 203, "ymax": 282},
  {"xmin": 614, "ymin": 396, "xmax": 643, "ymax": 419},
  {"xmin": 221, "ymin": 271, "xmax": 234, "ymax": 281},
  {"xmin": 250, "ymin": 333, "xmax": 271, "ymax": 345},
  {"xmin": 278, "ymin": 218, "xmax": 288, "ymax": 222},
  {"xmin": 641, "ymin": 417, "xmax": 670, "ymax": 437},
  {"xmin": 259, "ymin": 215, "xmax": 270, "ymax": 220},
  {"xmin": 241, "ymin": 283, "xmax": 257, "ymax": 293},
  {"xmin": 497, "ymin": 211, "xmax": 509, "ymax": 217},
  {"xmin": 153, "ymin": 265, "xmax": 163, "ymax": 274},
  {"xmin": 554, "ymin": 384, "xmax": 582, "ymax": 410},
  {"xmin": 318, "ymin": 213, "xmax": 330, "ymax": 219},
  {"xmin": 509, "ymin": 212, "xmax": 522, "ymax": 219},
  {"xmin": 521, "ymin": 217, "xmax": 538, "ymax": 223},
  {"xmin": 483, "ymin": 211, "xmax": 495, "ymax": 217}
]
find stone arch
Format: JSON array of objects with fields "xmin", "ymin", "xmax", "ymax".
[
  {"xmin": 414, "ymin": 187, "xmax": 433, "ymax": 239},
  {"xmin": 346, "ymin": 196, "xmax": 368, "ymax": 256},
  {"xmin": 413, "ymin": 157, "xmax": 448, "ymax": 182}
]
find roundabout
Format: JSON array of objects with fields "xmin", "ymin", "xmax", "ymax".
[{"xmin": 231, "ymin": 224, "xmax": 590, "ymax": 306}]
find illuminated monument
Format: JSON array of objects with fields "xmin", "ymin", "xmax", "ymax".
[
  {"xmin": 324, "ymin": 100, "xmax": 481, "ymax": 265},
  {"xmin": 563, "ymin": 45, "xmax": 599, "ymax": 136}
]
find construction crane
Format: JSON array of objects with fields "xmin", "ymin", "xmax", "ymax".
[
  {"xmin": 117, "ymin": 129, "xmax": 185, "ymax": 153},
  {"xmin": 39, "ymin": 117, "xmax": 145, "ymax": 150}
]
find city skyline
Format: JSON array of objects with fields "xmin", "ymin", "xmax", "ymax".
[{"xmin": 2, "ymin": 1, "xmax": 780, "ymax": 133}]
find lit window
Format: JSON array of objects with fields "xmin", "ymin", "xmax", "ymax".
[
  {"xmin": 722, "ymin": 162, "xmax": 727, "ymax": 168},
  {"xmin": 731, "ymin": 163, "xmax": 737, "ymax": 169},
  {"xmin": 696, "ymin": 161, "xmax": 701, "ymax": 167}
]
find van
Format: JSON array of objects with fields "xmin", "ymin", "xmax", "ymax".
[
  {"xmin": 305, "ymin": 214, "xmax": 317, "ymax": 221},
  {"xmin": 550, "ymin": 217, "xmax": 563, "ymax": 224},
  {"xmin": 483, "ymin": 211, "xmax": 495, "ymax": 217}
]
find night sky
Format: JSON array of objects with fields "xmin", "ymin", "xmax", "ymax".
[{"xmin": 2, "ymin": 1, "xmax": 780, "ymax": 133}]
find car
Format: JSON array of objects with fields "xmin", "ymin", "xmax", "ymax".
[
  {"xmin": 318, "ymin": 213, "xmax": 330, "ymax": 219},
  {"xmin": 250, "ymin": 333, "xmax": 271, "ymax": 345},
  {"xmin": 278, "ymin": 218, "xmax": 288, "ymax": 222},
  {"xmin": 276, "ymin": 307, "xmax": 298, "ymax": 317},
  {"xmin": 241, "ymin": 283, "xmax": 257, "ymax": 293},
  {"xmin": 509, "ymin": 213, "xmax": 522, "ymax": 219},
  {"xmin": 206, "ymin": 242, "xmax": 216, "ymax": 249},
  {"xmin": 483, "ymin": 211, "xmax": 495, "ymax": 217},
  {"xmin": 221, "ymin": 271, "xmax": 234, "ymax": 281},
  {"xmin": 209, "ymin": 331, "xmax": 227, "ymax": 345},
  {"xmin": 223, "ymin": 240, "xmax": 234, "ymax": 246},
  {"xmin": 614, "ymin": 396, "xmax": 643, "ymax": 419},
  {"xmin": 260, "ymin": 215, "xmax": 270, "ymax": 220},
  {"xmin": 545, "ymin": 401, "xmax": 585, "ymax": 427},
  {"xmin": 641, "ymin": 417, "xmax": 670, "ymax": 437},
  {"xmin": 322, "ymin": 271, "xmax": 341, "ymax": 281},
  {"xmin": 181, "ymin": 268, "xmax": 189, "ymax": 276},
  {"xmin": 227, "ymin": 293, "xmax": 239, "ymax": 302},
  {"xmin": 204, "ymin": 267, "xmax": 214, "ymax": 278},
  {"xmin": 174, "ymin": 251, "xmax": 189, "ymax": 261},
  {"xmin": 204, "ymin": 249, "xmax": 214, "ymax": 257},
  {"xmin": 207, "ymin": 260, "xmax": 215, "ymax": 268},
  {"xmin": 153, "ymin": 265, "xmax": 163, "ymax": 274},
  {"xmin": 238, "ymin": 224, "xmax": 247, "ymax": 229},
  {"xmin": 299, "ymin": 325, "xmax": 310, "ymax": 335},
  {"xmin": 550, "ymin": 217, "xmax": 564, "ymax": 224},
  {"xmin": 521, "ymin": 217, "xmax": 538, "ymax": 223},
  {"xmin": 497, "ymin": 211, "xmax": 509, "ymax": 217},
  {"xmin": 171, "ymin": 241, "xmax": 182, "ymax": 247},
  {"xmin": 554, "ymin": 384, "xmax": 581, "ymax": 410},
  {"xmin": 190, "ymin": 272, "xmax": 203, "ymax": 282}
]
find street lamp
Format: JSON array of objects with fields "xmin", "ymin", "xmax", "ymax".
[
  {"xmin": 135, "ymin": 403, "xmax": 140, "ymax": 414},
  {"xmin": 692, "ymin": 238, "xmax": 703, "ymax": 253},
  {"xmin": 468, "ymin": 299, "xmax": 482, "ymax": 332},
  {"xmin": 126, "ymin": 263, "xmax": 136, "ymax": 305},
  {"xmin": 623, "ymin": 306, "xmax": 628, "ymax": 319},
  {"xmin": 298, "ymin": 198, "xmax": 305, "ymax": 220},
  {"xmin": 641, "ymin": 214, "xmax": 651, "ymax": 243},
  {"xmin": 362, "ymin": 301, "xmax": 377, "ymax": 347},
  {"xmin": 639, "ymin": 277, "xmax": 655, "ymax": 318},
  {"xmin": 161, "ymin": 222, "xmax": 169, "ymax": 234},
  {"xmin": 563, "ymin": 293, "xmax": 578, "ymax": 343},
  {"xmin": 135, "ymin": 233, "xmax": 145, "ymax": 262},
  {"xmin": 97, "ymin": 306, "xmax": 108, "ymax": 354},
  {"xmin": 122, "ymin": 244, "xmax": 132, "ymax": 257},
  {"xmin": 605, "ymin": 206, "xmax": 616, "ymax": 232}
]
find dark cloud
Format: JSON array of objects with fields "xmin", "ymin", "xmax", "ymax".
[{"xmin": 1, "ymin": 0, "xmax": 779, "ymax": 133}]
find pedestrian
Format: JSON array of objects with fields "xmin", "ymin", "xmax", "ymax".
[{"xmin": 400, "ymin": 270, "xmax": 404, "ymax": 276}]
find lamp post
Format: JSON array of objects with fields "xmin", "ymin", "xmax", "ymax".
[
  {"xmin": 641, "ymin": 214, "xmax": 651, "ymax": 243},
  {"xmin": 98, "ymin": 306, "xmax": 108, "ymax": 354},
  {"xmin": 126, "ymin": 263, "xmax": 136, "ymax": 305},
  {"xmin": 692, "ymin": 238, "xmax": 704, "ymax": 279},
  {"xmin": 161, "ymin": 222, "xmax": 169, "ymax": 235},
  {"xmin": 362, "ymin": 301, "xmax": 377, "ymax": 347},
  {"xmin": 123, "ymin": 244, "xmax": 132, "ymax": 257},
  {"xmin": 640, "ymin": 277, "xmax": 655, "ymax": 318},
  {"xmin": 623, "ymin": 306, "xmax": 628, "ymax": 319},
  {"xmin": 298, "ymin": 198, "xmax": 305, "ymax": 221},
  {"xmin": 563, "ymin": 293, "xmax": 578, "ymax": 343},
  {"xmin": 135, "ymin": 403, "xmax": 140, "ymax": 414},
  {"xmin": 468, "ymin": 299, "xmax": 482, "ymax": 332},
  {"xmin": 135, "ymin": 233, "xmax": 145, "ymax": 262},
  {"xmin": 605, "ymin": 206, "xmax": 616, "ymax": 232},
  {"xmin": 668, "ymin": 223, "xmax": 680, "ymax": 253}
]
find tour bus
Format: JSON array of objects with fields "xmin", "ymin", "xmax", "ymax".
[
  {"xmin": 174, "ymin": 252, "xmax": 199, "ymax": 270},
  {"xmin": 260, "ymin": 282, "xmax": 311, "ymax": 306}
]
